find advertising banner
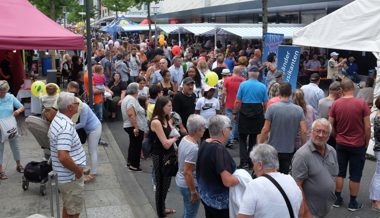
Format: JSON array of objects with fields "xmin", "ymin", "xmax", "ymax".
[
  {"xmin": 277, "ymin": 45, "xmax": 301, "ymax": 90},
  {"xmin": 263, "ymin": 33, "xmax": 284, "ymax": 61}
]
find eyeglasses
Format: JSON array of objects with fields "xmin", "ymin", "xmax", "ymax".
[
  {"xmin": 225, "ymin": 126, "xmax": 232, "ymax": 130},
  {"xmin": 312, "ymin": 129, "xmax": 329, "ymax": 136},
  {"xmin": 72, "ymin": 102, "xmax": 80, "ymax": 105}
]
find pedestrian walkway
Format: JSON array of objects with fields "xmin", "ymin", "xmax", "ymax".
[{"xmin": 0, "ymin": 120, "xmax": 155, "ymax": 218}]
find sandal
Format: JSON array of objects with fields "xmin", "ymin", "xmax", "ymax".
[
  {"xmin": 84, "ymin": 174, "xmax": 96, "ymax": 183},
  {"xmin": 165, "ymin": 209, "xmax": 176, "ymax": 215},
  {"xmin": 0, "ymin": 171, "xmax": 8, "ymax": 180},
  {"xmin": 16, "ymin": 165, "xmax": 24, "ymax": 173}
]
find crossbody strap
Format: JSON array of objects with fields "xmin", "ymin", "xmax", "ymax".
[{"xmin": 262, "ymin": 174, "xmax": 295, "ymax": 218}]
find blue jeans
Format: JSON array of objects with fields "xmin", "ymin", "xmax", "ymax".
[
  {"xmin": 0, "ymin": 137, "xmax": 21, "ymax": 165},
  {"xmin": 93, "ymin": 102, "xmax": 103, "ymax": 122},
  {"xmin": 224, "ymin": 108, "xmax": 238, "ymax": 143},
  {"xmin": 179, "ymin": 187, "xmax": 200, "ymax": 218}
]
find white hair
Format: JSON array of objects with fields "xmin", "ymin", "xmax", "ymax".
[
  {"xmin": 0, "ymin": 80, "xmax": 10, "ymax": 92},
  {"xmin": 126, "ymin": 82, "xmax": 139, "ymax": 95},
  {"xmin": 57, "ymin": 92, "xmax": 75, "ymax": 113},
  {"xmin": 208, "ymin": 115, "xmax": 231, "ymax": 137},
  {"xmin": 187, "ymin": 114, "xmax": 207, "ymax": 134},
  {"xmin": 249, "ymin": 144, "xmax": 279, "ymax": 170},
  {"xmin": 311, "ymin": 118, "xmax": 332, "ymax": 135}
]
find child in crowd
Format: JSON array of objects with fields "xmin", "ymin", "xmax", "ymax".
[
  {"xmin": 93, "ymin": 65, "xmax": 106, "ymax": 93},
  {"xmin": 40, "ymin": 83, "xmax": 58, "ymax": 122},
  {"xmin": 195, "ymin": 86, "xmax": 220, "ymax": 139},
  {"xmin": 216, "ymin": 68, "xmax": 231, "ymax": 109}
]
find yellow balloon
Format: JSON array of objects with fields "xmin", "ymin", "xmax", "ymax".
[
  {"xmin": 159, "ymin": 38, "xmax": 165, "ymax": 46},
  {"xmin": 31, "ymin": 81, "xmax": 46, "ymax": 97},
  {"xmin": 46, "ymin": 83, "xmax": 61, "ymax": 93},
  {"xmin": 205, "ymin": 71, "xmax": 219, "ymax": 87}
]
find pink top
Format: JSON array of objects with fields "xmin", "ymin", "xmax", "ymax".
[{"xmin": 93, "ymin": 73, "xmax": 106, "ymax": 86}]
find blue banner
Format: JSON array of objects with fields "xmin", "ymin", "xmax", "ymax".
[
  {"xmin": 263, "ymin": 33, "xmax": 284, "ymax": 62},
  {"xmin": 277, "ymin": 45, "xmax": 301, "ymax": 90}
]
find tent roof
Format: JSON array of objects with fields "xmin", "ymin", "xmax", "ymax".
[
  {"xmin": 0, "ymin": 0, "xmax": 84, "ymax": 50},
  {"xmin": 293, "ymin": 0, "xmax": 380, "ymax": 53}
]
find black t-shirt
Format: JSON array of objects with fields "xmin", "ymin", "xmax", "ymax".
[
  {"xmin": 212, "ymin": 66, "xmax": 225, "ymax": 80},
  {"xmin": 172, "ymin": 92, "xmax": 196, "ymax": 127},
  {"xmin": 151, "ymin": 121, "xmax": 175, "ymax": 155},
  {"xmin": 108, "ymin": 81, "xmax": 127, "ymax": 97}
]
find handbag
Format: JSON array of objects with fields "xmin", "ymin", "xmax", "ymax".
[
  {"xmin": 262, "ymin": 174, "xmax": 295, "ymax": 218},
  {"xmin": 0, "ymin": 116, "xmax": 19, "ymax": 143},
  {"xmin": 161, "ymin": 153, "xmax": 178, "ymax": 177}
]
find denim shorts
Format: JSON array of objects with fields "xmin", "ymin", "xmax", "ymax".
[{"xmin": 336, "ymin": 144, "xmax": 366, "ymax": 182}]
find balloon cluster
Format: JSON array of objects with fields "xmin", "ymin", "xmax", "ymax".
[
  {"xmin": 205, "ymin": 71, "xmax": 218, "ymax": 87},
  {"xmin": 159, "ymin": 34, "xmax": 165, "ymax": 46},
  {"xmin": 31, "ymin": 81, "xmax": 60, "ymax": 97}
]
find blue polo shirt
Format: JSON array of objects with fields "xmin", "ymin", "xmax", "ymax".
[{"xmin": 236, "ymin": 79, "xmax": 268, "ymax": 103}]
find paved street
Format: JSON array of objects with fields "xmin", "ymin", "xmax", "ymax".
[{"xmin": 107, "ymin": 119, "xmax": 380, "ymax": 218}]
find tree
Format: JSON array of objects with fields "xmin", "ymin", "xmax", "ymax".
[
  {"xmin": 30, "ymin": 0, "xmax": 75, "ymax": 20},
  {"xmin": 132, "ymin": 0, "xmax": 161, "ymax": 39},
  {"xmin": 102, "ymin": 0, "xmax": 134, "ymax": 18}
]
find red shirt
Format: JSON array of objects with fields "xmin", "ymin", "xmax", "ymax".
[
  {"xmin": 223, "ymin": 75, "xmax": 245, "ymax": 109},
  {"xmin": 329, "ymin": 97, "xmax": 370, "ymax": 147}
]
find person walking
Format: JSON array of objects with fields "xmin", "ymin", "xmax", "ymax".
[
  {"xmin": 329, "ymin": 79, "xmax": 371, "ymax": 211},
  {"xmin": 234, "ymin": 66, "xmax": 268, "ymax": 169},
  {"xmin": 259, "ymin": 82, "xmax": 307, "ymax": 174},
  {"xmin": 301, "ymin": 73, "xmax": 325, "ymax": 117},
  {"xmin": 370, "ymin": 96, "xmax": 380, "ymax": 211}
]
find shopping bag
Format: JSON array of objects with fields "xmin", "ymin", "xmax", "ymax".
[{"xmin": 0, "ymin": 116, "xmax": 19, "ymax": 143}]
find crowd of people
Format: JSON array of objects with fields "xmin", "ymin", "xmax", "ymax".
[{"xmin": 0, "ymin": 35, "xmax": 379, "ymax": 218}]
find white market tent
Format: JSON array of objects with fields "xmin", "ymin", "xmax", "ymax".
[
  {"xmin": 119, "ymin": 23, "xmax": 304, "ymax": 39},
  {"xmin": 292, "ymin": 0, "xmax": 380, "ymax": 155}
]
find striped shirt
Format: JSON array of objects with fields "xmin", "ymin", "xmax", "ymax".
[{"xmin": 49, "ymin": 112, "xmax": 86, "ymax": 183}]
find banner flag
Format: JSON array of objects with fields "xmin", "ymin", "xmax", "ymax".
[
  {"xmin": 263, "ymin": 33, "xmax": 284, "ymax": 61},
  {"xmin": 277, "ymin": 45, "xmax": 301, "ymax": 90}
]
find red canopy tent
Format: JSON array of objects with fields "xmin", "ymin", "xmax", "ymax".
[
  {"xmin": 0, "ymin": 0, "xmax": 84, "ymax": 50},
  {"xmin": 140, "ymin": 19, "xmax": 153, "ymax": 25}
]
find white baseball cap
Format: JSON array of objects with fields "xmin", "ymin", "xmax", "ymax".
[{"xmin": 330, "ymin": 52, "xmax": 339, "ymax": 57}]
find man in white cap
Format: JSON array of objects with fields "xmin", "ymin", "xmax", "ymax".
[{"xmin": 327, "ymin": 52, "xmax": 346, "ymax": 80}]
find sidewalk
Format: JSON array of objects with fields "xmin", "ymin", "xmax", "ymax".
[{"xmin": 0, "ymin": 119, "xmax": 155, "ymax": 218}]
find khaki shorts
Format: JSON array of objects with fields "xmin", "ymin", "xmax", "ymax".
[{"xmin": 58, "ymin": 177, "xmax": 84, "ymax": 215}]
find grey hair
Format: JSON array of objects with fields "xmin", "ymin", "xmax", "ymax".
[
  {"xmin": 312, "ymin": 118, "xmax": 332, "ymax": 135},
  {"xmin": 57, "ymin": 92, "xmax": 75, "ymax": 113},
  {"xmin": 0, "ymin": 80, "xmax": 10, "ymax": 92},
  {"xmin": 249, "ymin": 144, "xmax": 279, "ymax": 170},
  {"xmin": 248, "ymin": 70, "xmax": 260, "ymax": 78},
  {"xmin": 232, "ymin": 67, "xmax": 241, "ymax": 75},
  {"xmin": 126, "ymin": 82, "xmax": 139, "ymax": 95},
  {"xmin": 187, "ymin": 114, "xmax": 207, "ymax": 134},
  {"xmin": 208, "ymin": 115, "xmax": 231, "ymax": 137},
  {"xmin": 172, "ymin": 56, "xmax": 182, "ymax": 64}
]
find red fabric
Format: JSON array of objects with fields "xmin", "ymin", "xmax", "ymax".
[
  {"xmin": 0, "ymin": 50, "xmax": 24, "ymax": 95},
  {"xmin": 140, "ymin": 19, "xmax": 153, "ymax": 25},
  {"xmin": 266, "ymin": 96, "xmax": 281, "ymax": 109},
  {"xmin": 0, "ymin": 0, "xmax": 84, "ymax": 50},
  {"xmin": 223, "ymin": 75, "xmax": 245, "ymax": 109},
  {"xmin": 329, "ymin": 97, "xmax": 371, "ymax": 147}
]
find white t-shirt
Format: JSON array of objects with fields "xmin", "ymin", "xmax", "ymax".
[
  {"xmin": 195, "ymin": 97, "xmax": 220, "ymax": 125},
  {"xmin": 138, "ymin": 86, "xmax": 149, "ymax": 97},
  {"xmin": 238, "ymin": 172, "xmax": 302, "ymax": 218}
]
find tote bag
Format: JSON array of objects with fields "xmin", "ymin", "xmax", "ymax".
[{"xmin": 0, "ymin": 116, "xmax": 19, "ymax": 143}]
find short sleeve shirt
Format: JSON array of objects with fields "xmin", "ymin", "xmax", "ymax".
[
  {"xmin": 266, "ymin": 101, "xmax": 305, "ymax": 153},
  {"xmin": 195, "ymin": 97, "xmax": 220, "ymax": 125},
  {"xmin": 196, "ymin": 141, "xmax": 236, "ymax": 209},
  {"xmin": 49, "ymin": 112, "xmax": 86, "ymax": 183},
  {"xmin": 236, "ymin": 79, "xmax": 268, "ymax": 104},
  {"xmin": 291, "ymin": 141, "xmax": 338, "ymax": 217},
  {"xmin": 329, "ymin": 97, "xmax": 371, "ymax": 147},
  {"xmin": 121, "ymin": 95, "xmax": 147, "ymax": 131},
  {"xmin": 0, "ymin": 93, "xmax": 23, "ymax": 119},
  {"xmin": 223, "ymin": 75, "xmax": 245, "ymax": 109},
  {"xmin": 175, "ymin": 137, "xmax": 199, "ymax": 188},
  {"xmin": 84, "ymin": 73, "xmax": 103, "ymax": 104}
]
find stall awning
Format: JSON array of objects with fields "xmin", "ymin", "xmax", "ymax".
[
  {"xmin": 182, "ymin": 26, "xmax": 216, "ymax": 36},
  {"xmin": 219, "ymin": 27, "xmax": 262, "ymax": 39},
  {"xmin": 0, "ymin": 0, "xmax": 84, "ymax": 50},
  {"xmin": 121, "ymin": 25, "xmax": 154, "ymax": 32},
  {"xmin": 219, "ymin": 25, "xmax": 304, "ymax": 39},
  {"xmin": 158, "ymin": 25, "xmax": 180, "ymax": 34}
]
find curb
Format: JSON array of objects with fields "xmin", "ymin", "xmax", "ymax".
[{"xmin": 102, "ymin": 123, "xmax": 156, "ymax": 218}]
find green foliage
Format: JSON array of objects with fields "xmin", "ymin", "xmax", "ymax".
[
  {"xmin": 30, "ymin": 0, "xmax": 95, "ymax": 22},
  {"xmin": 102, "ymin": 0, "xmax": 134, "ymax": 14}
]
